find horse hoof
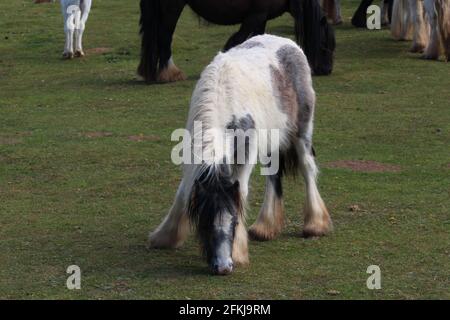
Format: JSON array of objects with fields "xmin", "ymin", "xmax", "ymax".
[
  {"xmin": 157, "ymin": 67, "xmax": 187, "ymax": 83},
  {"xmin": 248, "ymin": 224, "xmax": 279, "ymax": 241},
  {"xmin": 62, "ymin": 52, "xmax": 74, "ymax": 60},
  {"xmin": 421, "ymin": 54, "xmax": 439, "ymax": 60},
  {"xmin": 74, "ymin": 51, "xmax": 85, "ymax": 58},
  {"xmin": 410, "ymin": 45, "xmax": 425, "ymax": 53}
]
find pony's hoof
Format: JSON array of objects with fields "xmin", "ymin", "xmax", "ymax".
[
  {"xmin": 421, "ymin": 54, "xmax": 439, "ymax": 60},
  {"xmin": 410, "ymin": 45, "xmax": 425, "ymax": 53},
  {"xmin": 302, "ymin": 219, "xmax": 333, "ymax": 238},
  {"xmin": 248, "ymin": 224, "xmax": 279, "ymax": 241},
  {"xmin": 62, "ymin": 52, "xmax": 74, "ymax": 60},
  {"xmin": 157, "ymin": 67, "xmax": 187, "ymax": 83},
  {"xmin": 147, "ymin": 231, "xmax": 181, "ymax": 249},
  {"xmin": 74, "ymin": 50, "xmax": 85, "ymax": 58}
]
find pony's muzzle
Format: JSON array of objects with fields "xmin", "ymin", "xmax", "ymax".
[{"xmin": 211, "ymin": 260, "xmax": 234, "ymax": 276}]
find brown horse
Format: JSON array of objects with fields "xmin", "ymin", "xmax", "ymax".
[{"xmin": 138, "ymin": 0, "xmax": 336, "ymax": 83}]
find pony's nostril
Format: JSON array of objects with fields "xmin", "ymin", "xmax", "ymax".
[{"xmin": 211, "ymin": 262, "xmax": 233, "ymax": 275}]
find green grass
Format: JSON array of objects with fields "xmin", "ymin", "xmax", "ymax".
[{"xmin": 0, "ymin": 0, "xmax": 449, "ymax": 299}]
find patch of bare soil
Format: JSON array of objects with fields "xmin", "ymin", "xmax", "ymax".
[
  {"xmin": 85, "ymin": 48, "xmax": 113, "ymax": 55},
  {"xmin": 84, "ymin": 132, "xmax": 114, "ymax": 139},
  {"xmin": 127, "ymin": 134, "xmax": 161, "ymax": 142},
  {"xmin": 325, "ymin": 160, "xmax": 401, "ymax": 173},
  {"xmin": 0, "ymin": 137, "xmax": 22, "ymax": 145}
]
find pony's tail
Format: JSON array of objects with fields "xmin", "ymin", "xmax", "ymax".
[
  {"xmin": 137, "ymin": 0, "xmax": 160, "ymax": 82},
  {"xmin": 290, "ymin": 0, "xmax": 325, "ymax": 73},
  {"xmin": 187, "ymin": 165, "xmax": 242, "ymax": 254}
]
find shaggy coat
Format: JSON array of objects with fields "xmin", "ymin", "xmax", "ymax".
[{"xmin": 148, "ymin": 35, "xmax": 332, "ymax": 275}]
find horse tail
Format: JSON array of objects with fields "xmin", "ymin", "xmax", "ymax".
[
  {"xmin": 138, "ymin": 0, "xmax": 160, "ymax": 82},
  {"xmin": 289, "ymin": 0, "xmax": 324, "ymax": 73}
]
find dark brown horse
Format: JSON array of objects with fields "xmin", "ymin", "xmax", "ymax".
[{"xmin": 138, "ymin": 0, "xmax": 336, "ymax": 83}]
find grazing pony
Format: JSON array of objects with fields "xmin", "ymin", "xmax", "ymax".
[
  {"xmin": 138, "ymin": 0, "xmax": 336, "ymax": 83},
  {"xmin": 148, "ymin": 35, "xmax": 332, "ymax": 275},
  {"xmin": 61, "ymin": 0, "xmax": 92, "ymax": 59},
  {"xmin": 391, "ymin": 0, "xmax": 450, "ymax": 60}
]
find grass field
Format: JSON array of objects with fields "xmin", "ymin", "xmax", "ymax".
[{"xmin": 0, "ymin": 0, "xmax": 449, "ymax": 299}]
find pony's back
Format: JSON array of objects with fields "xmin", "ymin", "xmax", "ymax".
[{"xmin": 187, "ymin": 34, "xmax": 315, "ymax": 166}]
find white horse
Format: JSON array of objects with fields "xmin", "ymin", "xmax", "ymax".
[
  {"xmin": 61, "ymin": 0, "xmax": 92, "ymax": 59},
  {"xmin": 391, "ymin": 0, "xmax": 450, "ymax": 60},
  {"xmin": 148, "ymin": 34, "xmax": 332, "ymax": 275}
]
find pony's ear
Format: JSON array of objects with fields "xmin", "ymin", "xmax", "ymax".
[{"xmin": 320, "ymin": 15, "xmax": 328, "ymax": 26}]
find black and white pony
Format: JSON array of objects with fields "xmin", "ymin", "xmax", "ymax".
[
  {"xmin": 138, "ymin": 0, "xmax": 336, "ymax": 83},
  {"xmin": 148, "ymin": 35, "xmax": 332, "ymax": 275},
  {"xmin": 61, "ymin": 0, "xmax": 91, "ymax": 59}
]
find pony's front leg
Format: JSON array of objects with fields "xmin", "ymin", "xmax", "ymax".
[
  {"xmin": 298, "ymin": 139, "xmax": 333, "ymax": 238},
  {"xmin": 410, "ymin": 0, "xmax": 429, "ymax": 53},
  {"xmin": 148, "ymin": 179, "xmax": 190, "ymax": 249},
  {"xmin": 231, "ymin": 163, "xmax": 254, "ymax": 266},
  {"xmin": 63, "ymin": 11, "xmax": 75, "ymax": 59},
  {"xmin": 248, "ymin": 173, "xmax": 285, "ymax": 241},
  {"xmin": 423, "ymin": 0, "xmax": 440, "ymax": 60}
]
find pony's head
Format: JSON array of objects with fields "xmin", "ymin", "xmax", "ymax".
[
  {"xmin": 188, "ymin": 167, "xmax": 241, "ymax": 275},
  {"xmin": 291, "ymin": 0, "xmax": 336, "ymax": 76},
  {"xmin": 314, "ymin": 15, "xmax": 336, "ymax": 76}
]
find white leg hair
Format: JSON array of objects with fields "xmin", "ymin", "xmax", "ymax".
[
  {"xmin": 230, "ymin": 162, "xmax": 255, "ymax": 266},
  {"xmin": 391, "ymin": 0, "xmax": 414, "ymax": 40},
  {"xmin": 423, "ymin": 0, "xmax": 441, "ymax": 59},
  {"xmin": 410, "ymin": 0, "xmax": 429, "ymax": 53},
  {"xmin": 148, "ymin": 179, "xmax": 190, "ymax": 249},
  {"xmin": 74, "ymin": 0, "xmax": 91, "ymax": 57},
  {"xmin": 62, "ymin": 7, "xmax": 76, "ymax": 59},
  {"xmin": 248, "ymin": 174, "xmax": 284, "ymax": 241},
  {"xmin": 298, "ymin": 138, "xmax": 332, "ymax": 237}
]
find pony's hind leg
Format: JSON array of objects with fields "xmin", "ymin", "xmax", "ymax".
[
  {"xmin": 248, "ymin": 173, "xmax": 284, "ymax": 241},
  {"xmin": 298, "ymin": 139, "xmax": 332, "ymax": 238},
  {"xmin": 156, "ymin": 4, "xmax": 186, "ymax": 83},
  {"xmin": 74, "ymin": 0, "xmax": 91, "ymax": 57},
  {"xmin": 148, "ymin": 179, "xmax": 190, "ymax": 249}
]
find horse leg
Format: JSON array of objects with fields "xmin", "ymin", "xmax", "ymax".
[
  {"xmin": 62, "ymin": 5, "xmax": 75, "ymax": 59},
  {"xmin": 223, "ymin": 13, "xmax": 267, "ymax": 51},
  {"xmin": 231, "ymin": 162, "xmax": 255, "ymax": 266},
  {"xmin": 148, "ymin": 179, "xmax": 190, "ymax": 249},
  {"xmin": 156, "ymin": 3, "xmax": 186, "ymax": 83},
  {"xmin": 381, "ymin": 0, "xmax": 390, "ymax": 25},
  {"xmin": 436, "ymin": 0, "xmax": 450, "ymax": 62},
  {"xmin": 298, "ymin": 139, "xmax": 332, "ymax": 238},
  {"xmin": 423, "ymin": 0, "xmax": 440, "ymax": 60},
  {"xmin": 410, "ymin": 0, "xmax": 429, "ymax": 53},
  {"xmin": 248, "ymin": 173, "xmax": 284, "ymax": 241},
  {"xmin": 74, "ymin": 0, "xmax": 91, "ymax": 57},
  {"xmin": 352, "ymin": 0, "xmax": 374, "ymax": 28},
  {"xmin": 334, "ymin": 0, "xmax": 343, "ymax": 25}
]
